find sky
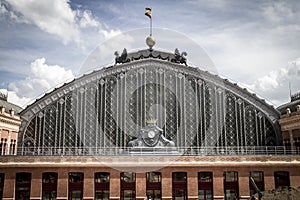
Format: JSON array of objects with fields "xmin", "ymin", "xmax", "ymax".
[{"xmin": 0, "ymin": 0, "xmax": 300, "ymax": 108}]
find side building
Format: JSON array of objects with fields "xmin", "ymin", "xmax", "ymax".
[
  {"xmin": 0, "ymin": 92, "xmax": 21, "ymax": 156},
  {"xmin": 0, "ymin": 45, "xmax": 299, "ymax": 200},
  {"xmin": 278, "ymin": 93, "xmax": 300, "ymax": 154}
]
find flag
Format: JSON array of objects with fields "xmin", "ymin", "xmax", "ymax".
[{"xmin": 145, "ymin": 7, "xmax": 151, "ymax": 18}]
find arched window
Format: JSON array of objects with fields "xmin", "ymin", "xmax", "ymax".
[
  {"xmin": 274, "ymin": 171, "xmax": 290, "ymax": 189},
  {"xmin": 198, "ymin": 172, "xmax": 213, "ymax": 200},
  {"xmin": 95, "ymin": 172, "xmax": 110, "ymax": 200},
  {"xmin": 15, "ymin": 172, "xmax": 31, "ymax": 200},
  {"xmin": 69, "ymin": 172, "xmax": 84, "ymax": 200},
  {"xmin": 172, "ymin": 172, "xmax": 187, "ymax": 200},
  {"xmin": 42, "ymin": 172, "xmax": 58, "ymax": 200},
  {"xmin": 146, "ymin": 172, "xmax": 161, "ymax": 200},
  {"xmin": 120, "ymin": 172, "xmax": 136, "ymax": 200},
  {"xmin": 223, "ymin": 171, "xmax": 238, "ymax": 200},
  {"xmin": 249, "ymin": 171, "xmax": 264, "ymax": 196}
]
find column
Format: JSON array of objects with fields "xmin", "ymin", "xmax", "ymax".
[
  {"xmin": 238, "ymin": 171, "xmax": 250, "ymax": 200},
  {"xmin": 6, "ymin": 131, "xmax": 11, "ymax": 155},
  {"xmin": 109, "ymin": 170, "xmax": 120, "ymax": 199},
  {"xmin": 161, "ymin": 169, "xmax": 172, "ymax": 200},
  {"xmin": 187, "ymin": 171, "xmax": 198, "ymax": 200},
  {"xmin": 57, "ymin": 169, "xmax": 68, "ymax": 200},
  {"xmin": 136, "ymin": 173, "xmax": 146, "ymax": 200},
  {"xmin": 288, "ymin": 130, "xmax": 296, "ymax": 152},
  {"xmin": 31, "ymin": 169, "xmax": 42, "ymax": 200},
  {"xmin": 213, "ymin": 170, "xmax": 224, "ymax": 199},
  {"xmin": 264, "ymin": 169, "xmax": 275, "ymax": 191},
  {"xmin": 83, "ymin": 169, "xmax": 94, "ymax": 200},
  {"xmin": 3, "ymin": 170, "xmax": 15, "ymax": 200}
]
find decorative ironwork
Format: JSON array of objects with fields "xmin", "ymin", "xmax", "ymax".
[{"xmin": 18, "ymin": 53, "xmax": 281, "ymax": 156}]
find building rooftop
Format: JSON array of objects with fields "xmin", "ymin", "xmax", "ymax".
[
  {"xmin": 277, "ymin": 91, "xmax": 300, "ymax": 115},
  {"xmin": 0, "ymin": 92, "xmax": 22, "ymax": 115}
]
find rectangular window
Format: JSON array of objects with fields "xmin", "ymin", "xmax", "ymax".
[
  {"xmin": 15, "ymin": 172, "xmax": 31, "ymax": 200},
  {"xmin": 146, "ymin": 172, "xmax": 161, "ymax": 200},
  {"xmin": 198, "ymin": 172, "xmax": 213, "ymax": 200},
  {"xmin": 274, "ymin": 171, "xmax": 290, "ymax": 189},
  {"xmin": 172, "ymin": 172, "xmax": 187, "ymax": 200},
  {"xmin": 95, "ymin": 172, "xmax": 110, "ymax": 200},
  {"xmin": 69, "ymin": 173, "xmax": 84, "ymax": 200},
  {"xmin": 223, "ymin": 171, "xmax": 238, "ymax": 200},
  {"xmin": 42, "ymin": 172, "xmax": 58, "ymax": 200},
  {"xmin": 0, "ymin": 173, "xmax": 4, "ymax": 200},
  {"xmin": 120, "ymin": 172, "xmax": 136, "ymax": 200},
  {"xmin": 249, "ymin": 171, "xmax": 264, "ymax": 197}
]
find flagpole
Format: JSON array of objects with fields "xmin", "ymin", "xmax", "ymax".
[
  {"xmin": 150, "ymin": 8, "xmax": 152, "ymax": 36},
  {"xmin": 150, "ymin": 16, "xmax": 152, "ymax": 36}
]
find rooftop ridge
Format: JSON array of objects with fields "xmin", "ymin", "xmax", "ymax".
[{"xmin": 114, "ymin": 48, "xmax": 187, "ymax": 66}]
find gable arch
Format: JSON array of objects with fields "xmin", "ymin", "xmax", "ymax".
[{"xmin": 18, "ymin": 59, "xmax": 281, "ymax": 155}]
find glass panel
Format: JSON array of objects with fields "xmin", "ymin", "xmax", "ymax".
[
  {"xmin": 175, "ymin": 189, "xmax": 185, "ymax": 200},
  {"xmin": 71, "ymin": 190, "xmax": 82, "ymax": 200},
  {"xmin": 95, "ymin": 172, "xmax": 110, "ymax": 183},
  {"xmin": 275, "ymin": 171, "xmax": 289, "ymax": 180},
  {"xmin": 43, "ymin": 173, "xmax": 57, "ymax": 183},
  {"xmin": 103, "ymin": 190, "xmax": 109, "ymax": 200},
  {"xmin": 250, "ymin": 172, "xmax": 263, "ymax": 182},
  {"xmin": 42, "ymin": 191, "xmax": 57, "ymax": 200},
  {"xmin": 225, "ymin": 189, "xmax": 237, "ymax": 200},
  {"xmin": 198, "ymin": 190, "xmax": 204, "ymax": 200},
  {"xmin": 122, "ymin": 172, "xmax": 135, "ymax": 183},
  {"xmin": 147, "ymin": 172, "xmax": 161, "ymax": 182},
  {"xmin": 274, "ymin": 171, "xmax": 290, "ymax": 189},
  {"xmin": 16, "ymin": 173, "xmax": 31, "ymax": 183},
  {"xmin": 199, "ymin": 172, "xmax": 212, "ymax": 182},
  {"xmin": 124, "ymin": 190, "xmax": 133, "ymax": 200},
  {"xmin": 173, "ymin": 172, "xmax": 186, "ymax": 182},
  {"xmin": 198, "ymin": 190, "xmax": 213, "ymax": 200},
  {"xmin": 225, "ymin": 172, "xmax": 237, "ymax": 182},
  {"xmin": 206, "ymin": 190, "xmax": 212, "ymax": 200},
  {"xmin": 95, "ymin": 190, "xmax": 109, "ymax": 200},
  {"xmin": 69, "ymin": 173, "xmax": 83, "ymax": 183}
]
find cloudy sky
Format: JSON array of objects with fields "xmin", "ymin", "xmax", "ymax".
[{"xmin": 0, "ymin": 0, "xmax": 300, "ymax": 108}]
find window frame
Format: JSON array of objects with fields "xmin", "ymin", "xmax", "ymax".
[
  {"xmin": 172, "ymin": 172, "xmax": 187, "ymax": 200},
  {"xmin": 95, "ymin": 172, "xmax": 110, "ymax": 200},
  {"xmin": 146, "ymin": 172, "xmax": 162, "ymax": 200},
  {"xmin": 15, "ymin": 172, "xmax": 32, "ymax": 200},
  {"xmin": 68, "ymin": 172, "xmax": 84, "ymax": 200},
  {"xmin": 198, "ymin": 172, "xmax": 213, "ymax": 200}
]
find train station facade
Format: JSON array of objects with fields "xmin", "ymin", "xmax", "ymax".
[{"xmin": 0, "ymin": 46, "xmax": 300, "ymax": 199}]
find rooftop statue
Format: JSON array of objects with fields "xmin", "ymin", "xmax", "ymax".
[
  {"xmin": 171, "ymin": 48, "xmax": 187, "ymax": 66},
  {"xmin": 114, "ymin": 48, "xmax": 130, "ymax": 65}
]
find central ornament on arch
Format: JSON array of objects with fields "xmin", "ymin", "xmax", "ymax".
[{"xmin": 128, "ymin": 118, "xmax": 175, "ymax": 148}]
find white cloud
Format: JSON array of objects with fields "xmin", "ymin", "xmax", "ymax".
[
  {"xmin": 247, "ymin": 58, "xmax": 300, "ymax": 106},
  {"xmin": 6, "ymin": 0, "xmax": 80, "ymax": 44},
  {"xmin": 4, "ymin": 0, "xmax": 121, "ymax": 45},
  {"xmin": 262, "ymin": 1, "xmax": 296, "ymax": 23},
  {"xmin": 79, "ymin": 32, "xmax": 134, "ymax": 74},
  {"xmin": 0, "ymin": 89, "xmax": 31, "ymax": 108},
  {"xmin": 78, "ymin": 10, "xmax": 100, "ymax": 28},
  {"xmin": 9, "ymin": 58, "xmax": 74, "ymax": 103},
  {"xmin": 101, "ymin": 29, "xmax": 122, "ymax": 40}
]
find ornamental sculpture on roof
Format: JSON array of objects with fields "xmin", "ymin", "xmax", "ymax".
[
  {"xmin": 171, "ymin": 48, "xmax": 187, "ymax": 66},
  {"xmin": 114, "ymin": 48, "xmax": 130, "ymax": 65},
  {"xmin": 114, "ymin": 47, "xmax": 188, "ymax": 66}
]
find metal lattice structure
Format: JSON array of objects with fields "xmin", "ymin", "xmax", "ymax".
[{"xmin": 18, "ymin": 49, "xmax": 281, "ymax": 156}]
